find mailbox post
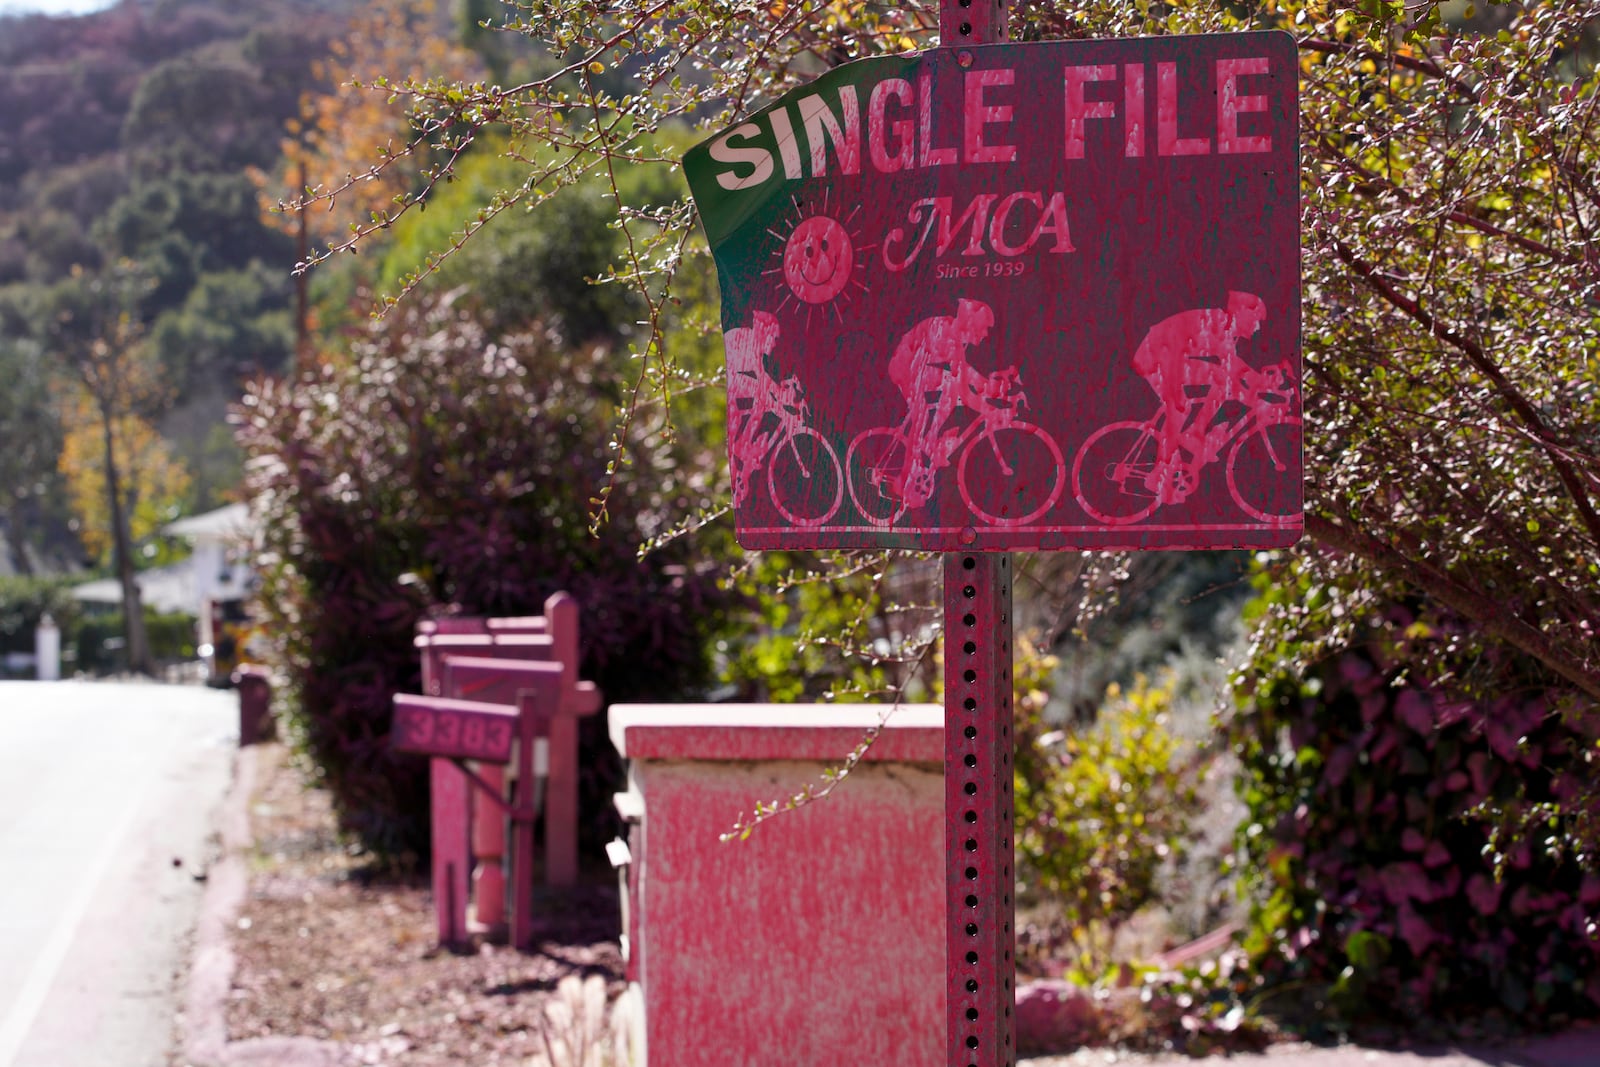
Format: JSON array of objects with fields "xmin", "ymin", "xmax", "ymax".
[
  {"xmin": 392, "ymin": 690, "xmax": 522, "ymax": 943},
  {"xmin": 399, "ymin": 592, "xmax": 601, "ymax": 948},
  {"xmin": 440, "ymin": 654, "xmax": 602, "ymax": 887},
  {"xmin": 391, "ymin": 664, "xmax": 565, "ymax": 952}
]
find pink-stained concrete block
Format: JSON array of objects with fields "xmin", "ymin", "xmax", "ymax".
[
  {"xmin": 612, "ymin": 703, "xmax": 944, "ymax": 763},
  {"xmin": 609, "ymin": 703, "xmax": 945, "ymax": 1067}
]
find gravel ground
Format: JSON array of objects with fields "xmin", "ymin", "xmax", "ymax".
[
  {"xmin": 211, "ymin": 745, "xmax": 1187, "ymax": 1066},
  {"xmin": 199, "ymin": 744, "xmax": 1599, "ymax": 1067},
  {"xmin": 217, "ymin": 744, "xmax": 624, "ymax": 1066}
]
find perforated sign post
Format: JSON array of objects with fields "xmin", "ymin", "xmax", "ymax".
[{"xmin": 685, "ymin": 2, "xmax": 1300, "ymax": 1063}]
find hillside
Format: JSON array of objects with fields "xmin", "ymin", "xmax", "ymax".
[{"xmin": 0, "ymin": 0, "xmax": 352, "ymax": 573}]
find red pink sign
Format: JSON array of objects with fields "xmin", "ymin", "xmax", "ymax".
[
  {"xmin": 392, "ymin": 695, "xmax": 517, "ymax": 763},
  {"xmin": 685, "ymin": 31, "xmax": 1301, "ymax": 551}
]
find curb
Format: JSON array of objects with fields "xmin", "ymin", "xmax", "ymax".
[{"xmin": 177, "ymin": 745, "xmax": 353, "ymax": 1067}]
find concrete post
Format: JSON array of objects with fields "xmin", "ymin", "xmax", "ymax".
[
  {"xmin": 34, "ymin": 613, "xmax": 60, "ymax": 681},
  {"xmin": 232, "ymin": 666, "xmax": 275, "ymax": 746}
]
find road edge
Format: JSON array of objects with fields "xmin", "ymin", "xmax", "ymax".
[
  {"xmin": 177, "ymin": 743, "xmax": 255, "ymax": 1066},
  {"xmin": 177, "ymin": 745, "xmax": 354, "ymax": 1067}
]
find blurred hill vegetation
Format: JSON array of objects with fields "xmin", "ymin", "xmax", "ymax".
[{"xmin": 0, "ymin": 0, "xmax": 361, "ymax": 573}]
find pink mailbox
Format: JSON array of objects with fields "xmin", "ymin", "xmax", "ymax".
[
  {"xmin": 416, "ymin": 614, "xmax": 550, "ymax": 637},
  {"xmin": 440, "ymin": 655, "xmax": 601, "ymax": 888},
  {"xmin": 608, "ymin": 703, "xmax": 946, "ymax": 1067},
  {"xmin": 405, "ymin": 592, "xmax": 594, "ymax": 947},
  {"xmin": 393, "ymin": 667, "xmax": 567, "ymax": 952}
]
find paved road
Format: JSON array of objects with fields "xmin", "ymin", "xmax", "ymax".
[{"xmin": 0, "ymin": 680, "xmax": 236, "ymax": 1067}]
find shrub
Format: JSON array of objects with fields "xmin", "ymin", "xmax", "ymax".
[
  {"xmin": 0, "ymin": 574, "xmax": 81, "ymax": 657},
  {"xmin": 75, "ymin": 607, "xmax": 195, "ymax": 674},
  {"xmin": 236, "ymin": 294, "xmax": 736, "ymax": 859},
  {"xmin": 1015, "ymin": 662, "xmax": 1198, "ymax": 977},
  {"xmin": 0, "ymin": 576, "xmax": 197, "ymax": 675},
  {"xmin": 714, "ymin": 550, "xmax": 939, "ymax": 703},
  {"xmin": 1231, "ymin": 601, "xmax": 1600, "ymax": 1035}
]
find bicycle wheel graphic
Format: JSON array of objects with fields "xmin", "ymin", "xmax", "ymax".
[
  {"xmin": 1226, "ymin": 417, "xmax": 1301, "ymax": 524},
  {"xmin": 1071, "ymin": 420, "xmax": 1162, "ymax": 525},
  {"xmin": 767, "ymin": 428, "xmax": 844, "ymax": 526},
  {"xmin": 845, "ymin": 427, "xmax": 910, "ymax": 527},
  {"xmin": 958, "ymin": 422, "xmax": 1066, "ymax": 526}
]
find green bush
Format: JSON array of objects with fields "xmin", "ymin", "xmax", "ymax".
[
  {"xmin": 0, "ymin": 575, "xmax": 81, "ymax": 657},
  {"xmin": 1015, "ymin": 660, "xmax": 1198, "ymax": 977},
  {"xmin": 75, "ymin": 608, "xmax": 195, "ymax": 674}
]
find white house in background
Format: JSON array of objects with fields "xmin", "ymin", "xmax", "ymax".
[
  {"xmin": 163, "ymin": 502, "xmax": 257, "ymax": 610},
  {"xmin": 71, "ymin": 503, "xmax": 257, "ymax": 616},
  {"xmin": 72, "ymin": 502, "xmax": 259, "ymax": 682}
]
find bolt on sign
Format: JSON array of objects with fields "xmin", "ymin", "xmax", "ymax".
[{"xmin": 685, "ymin": 30, "xmax": 1302, "ymax": 552}]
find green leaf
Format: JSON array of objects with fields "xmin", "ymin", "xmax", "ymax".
[{"xmin": 1345, "ymin": 930, "xmax": 1392, "ymax": 973}]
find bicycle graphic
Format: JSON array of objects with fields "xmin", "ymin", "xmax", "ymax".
[
  {"xmin": 1070, "ymin": 361, "xmax": 1301, "ymax": 526},
  {"xmin": 731, "ymin": 375, "xmax": 845, "ymax": 526},
  {"xmin": 845, "ymin": 366, "xmax": 1065, "ymax": 527}
]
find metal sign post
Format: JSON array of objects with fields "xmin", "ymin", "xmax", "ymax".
[
  {"xmin": 941, "ymin": 9, "xmax": 1016, "ymax": 1066},
  {"xmin": 936, "ymin": 9, "xmax": 1015, "ymax": 1066},
  {"xmin": 682, "ymin": 1, "xmax": 1301, "ymax": 1063},
  {"xmin": 945, "ymin": 552, "xmax": 1015, "ymax": 1065}
]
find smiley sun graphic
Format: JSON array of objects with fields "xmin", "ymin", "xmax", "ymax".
[{"xmin": 765, "ymin": 192, "xmax": 870, "ymax": 322}]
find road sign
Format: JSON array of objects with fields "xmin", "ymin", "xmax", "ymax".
[{"xmin": 686, "ymin": 31, "xmax": 1301, "ymax": 552}]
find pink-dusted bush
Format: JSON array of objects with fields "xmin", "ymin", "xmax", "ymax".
[
  {"xmin": 1232, "ymin": 603, "xmax": 1600, "ymax": 1033},
  {"xmin": 236, "ymin": 295, "xmax": 735, "ymax": 859}
]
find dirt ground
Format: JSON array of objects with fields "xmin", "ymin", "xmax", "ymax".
[
  {"xmin": 219, "ymin": 744, "xmax": 625, "ymax": 1066},
  {"xmin": 201, "ymin": 745, "xmax": 1599, "ymax": 1067},
  {"xmin": 203, "ymin": 744, "xmax": 1251, "ymax": 1067}
]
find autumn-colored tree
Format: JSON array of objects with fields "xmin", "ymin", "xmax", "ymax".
[
  {"xmin": 260, "ymin": 0, "xmax": 486, "ymax": 257},
  {"xmin": 43, "ymin": 263, "xmax": 169, "ymax": 675},
  {"xmin": 57, "ymin": 393, "xmax": 191, "ymax": 566}
]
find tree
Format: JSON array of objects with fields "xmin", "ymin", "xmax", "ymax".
[
  {"xmin": 263, "ymin": 0, "xmax": 486, "ymax": 255},
  {"xmin": 1215, "ymin": 2, "xmax": 1599, "ymax": 696},
  {"xmin": 146, "ymin": 263, "xmax": 294, "ymax": 387},
  {"xmin": 43, "ymin": 263, "xmax": 169, "ymax": 675},
  {"xmin": 57, "ymin": 394, "xmax": 191, "ymax": 567},
  {"xmin": 121, "ymin": 55, "xmax": 283, "ymax": 176},
  {"xmin": 0, "ymin": 334, "xmax": 68, "ymax": 574}
]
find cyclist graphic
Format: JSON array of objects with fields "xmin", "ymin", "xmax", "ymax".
[
  {"xmin": 1071, "ymin": 290, "xmax": 1298, "ymax": 527},
  {"xmin": 1130, "ymin": 291, "xmax": 1268, "ymax": 496},
  {"xmin": 847, "ymin": 296, "xmax": 1063, "ymax": 526},
  {"xmin": 887, "ymin": 299, "xmax": 1002, "ymax": 498},
  {"xmin": 725, "ymin": 310, "xmax": 785, "ymax": 506}
]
